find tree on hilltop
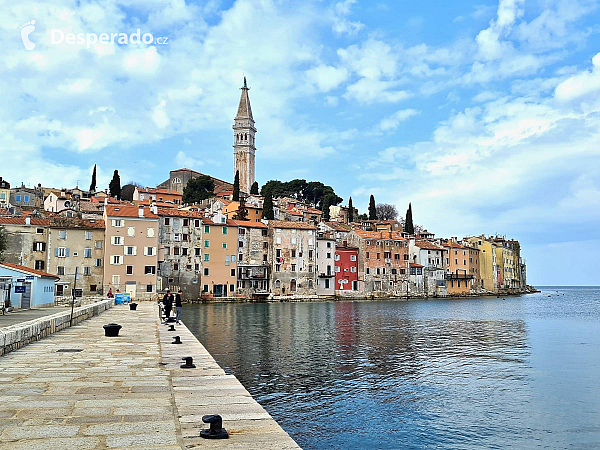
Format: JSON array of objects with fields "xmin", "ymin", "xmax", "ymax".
[
  {"xmin": 250, "ymin": 181, "xmax": 259, "ymax": 195},
  {"xmin": 182, "ymin": 175, "xmax": 215, "ymax": 204},
  {"xmin": 368, "ymin": 195, "xmax": 376, "ymax": 220},
  {"xmin": 376, "ymin": 203, "xmax": 398, "ymax": 221},
  {"xmin": 89, "ymin": 164, "xmax": 97, "ymax": 193},
  {"xmin": 262, "ymin": 191, "xmax": 274, "ymax": 220},
  {"xmin": 348, "ymin": 197, "xmax": 354, "ymax": 223},
  {"xmin": 405, "ymin": 203, "xmax": 415, "ymax": 235},
  {"xmin": 109, "ymin": 170, "xmax": 121, "ymax": 199}
]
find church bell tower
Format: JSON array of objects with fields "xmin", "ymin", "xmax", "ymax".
[{"xmin": 233, "ymin": 77, "xmax": 256, "ymax": 194}]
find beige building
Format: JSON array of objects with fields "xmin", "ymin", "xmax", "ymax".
[
  {"xmin": 103, "ymin": 205, "xmax": 159, "ymax": 301},
  {"xmin": 0, "ymin": 177, "xmax": 10, "ymax": 206},
  {"xmin": 46, "ymin": 218, "xmax": 105, "ymax": 297},
  {"xmin": 0, "ymin": 217, "xmax": 49, "ymax": 271}
]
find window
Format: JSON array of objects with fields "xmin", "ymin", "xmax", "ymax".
[
  {"xmin": 224, "ymin": 242, "xmax": 230, "ymax": 249},
  {"xmin": 127, "ymin": 227, "xmax": 135, "ymax": 237},
  {"xmin": 275, "ymin": 264, "xmax": 281, "ymax": 272},
  {"xmin": 351, "ymin": 266, "xmax": 356, "ymax": 273},
  {"xmin": 174, "ymin": 247, "xmax": 180, "ymax": 256},
  {"xmin": 112, "ymin": 275, "xmax": 120, "ymax": 285},
  {"xmin": 291, "ymin": 249, "xmax": 296, "ymax": 257},
  {"xmin": 112, "ymin": 219, "xmax": 123, "ymax": 227},
  {"xmin": 147, "ymin": 228, "xmax": 155, "ymax": 238},
  {"xmin": 204, "ymin": 254, "xmax": 210, "ymax": 262},
  {"xmin": 276, "ymin": 236, "xmax": 281, "ymax": 244},
  {"xmin": 204, "ymin": 240, "xmax": 210, "ymax": 248},
  {"xmin": 222, "ymin": 227, "xmax": 228, "ymax": 235},
  {"xmin": 33, "ymin": 242, "xmax": 45, "ymax": 252},
  {"xmin": 85, "ymin": 231, "xmax": 93, "ymax": 240},
  {"xmin": 404, "ymin": 254, "xmax": 409, "ymax": 260},
  {"xmin": 291, "ymin": 264, "xmax": 296, "ymax": 272},
  {"xmin": 125, "ymin": 246, "xmax": 136, "ymax": 256},
  {"xmin": 204, "ymin": 225, "xmax": 210, "ymax": 233},
  {"xmin": 24, "ymin": 195, "xmax": 29, "ymax": 203},
  {"xmin": 203, "ymin": 268, "xmax": 209, "ymax": 276},
  {"xmin": 231, "ymin": 269, "xmax": 235, "ymax": 277},
  {"xmin": 95, "ymin": 240, "xmax": 102, "ymax": 249},
  {"xmin": 112, "ymin": 236, "xmax": 123, "ymax": 245},
  {"xmin": 335, "ymin": 266, "xmax": 340, "ymax": 273},
  {"xmin": 394, "ymin": 254, "xmax": 400, "ymax": 260},
  {"xmin": 173, "ymin": 263, "xmax": 179, "ymax": 271},
  {"xmin": 327, "ymin": 252, "xmax": 331, "ymax": 259},
  {"xmin": 183, "ymin": 219, "xmax": 189, "ymax": 227},
  {"xmin": 366, "ymin": 268, "xmax": 370, "ymax": 275},
  {"xmin": 36, "ymin": 228, "xmax": 44, "ymax": 234},
  {"xmin": 366, "ymin": 251, "xmax": 370, "ymax": 259},
  {"xmin": 147, "ymin": 285, "xmax": 153, "ymax": 293},
  {"xmin": 111, "ymin": 255, "xmax": 122, "ymax": 265},
  {"xmin": 84, "ymin": 266, "xmax": 91, "ymax": 276},
  {"xmin": 57, "ymin": 247, "xmax": 67, "ymax": 257},
  {"xmin": 126, "ymin": 265, "xmax": 133, "ymax": 275},
  {"xmin": 195, "ymin": 263, "xmax": 200, "ymax": 271},
  {"xmin": 145, "ymin": 247, "xmax": 156, "ymax": 256},
  {"xmin": 95, "ymin": 258, "xmax": 102, "ymax": 267},
  {"xmin": 195, "ymin": 248, "xmax": 201, "ymax": 256},
  {"xmin": 174, "ymin": 233, "xmax": 182, "ymax": 242},
  {"xmin": 58, "ymin": 230, "xmax": 66, "ymax": 239},
  {"xmin": 145, "ymin": 266, "xmax": 156, "ymax": 274},
  {"xmin": 238, "ymin": 253, "xmax": 243, "ymax": 262},
  {"xmin": 194, "ymin": 219, "xmax": 200, "ymax": 227},
  {"xmin": 84, "ymin": 248, "xmax": 92, "ymax": 258},
  {"xmin": 164, "ymin": 217, "xmax": 170, "ymax": 226},
  {"xmin": 15, "ymin": 195, "xmax": 21, "ymax": 202},
  {"xmin": 90, "ymin": 284, "xmax": 97, "ymax": 292},
  {"xmin": 261, "ymin": 229, "xmax": 268, "ymax": 236},
  {"xmin": 335, "ymin": 254, "xmax": 341, "ymax": 261},
  {"xmin": 308, "ymin": 264, "xmax": 313, "ymax": 273},
  {"xmin": 225, "ymin": 255, "xmax": 230, "ymax": 266},
  {"xmin": 239, "ymin": 228, "xmax": 246, "ymax": 235},
  {"xmin": 57, "ymin": 266, "xmax": 65, "ymax": 275},
  {"xmin": 183, "ymin": 234, "xmax": 189, "ymax": 242},
  {"xmin": 203, "ymin": 284, "xmax": 209, "ymax": 292},
  {"xmin": 35, "ymin": 260, "xmax": 44, "ymax": 270},
  {"xmin": 377, "ymin": 253, "xmax": 380, "ymax": 259}
]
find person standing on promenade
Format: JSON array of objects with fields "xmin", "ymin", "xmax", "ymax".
[
  {"xmin": 162, "ymin": 290, "xmax": 173, "ymax": 324},
  {"xmin": 175, "ymin": 290, "xmax": 183, "ymax": 324}
]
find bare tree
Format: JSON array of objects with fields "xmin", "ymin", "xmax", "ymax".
[{"xmin": 375, "ymin": 203, "xmax": 398, "ymax": 221}]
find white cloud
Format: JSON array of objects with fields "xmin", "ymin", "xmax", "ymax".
[
  {"xmin": 305, "ymin": 64, "xmax": 348, "ymax": 92},
  {"xmin": 175, "ymin": 151, "xmax": 202, "ymax": 169},
  {"xmin": 554, "ymin": 53, "xmax": 600, "ymax": 102},
  {"xmin": 376, "ymin": 109, "xmax": 419, "ymax": 132},
  {"xmin": 331, "ymin": 0, "xmax": 364, "ymax": 36}
]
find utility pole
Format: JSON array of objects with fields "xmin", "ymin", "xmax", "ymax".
[{"xmin": 70, "ymin": 267, "xmax": 78, "ymax": 326}]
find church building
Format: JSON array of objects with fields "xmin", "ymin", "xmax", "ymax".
[{"xmin": 158, "ymin": 77, "xmax": 257, "ymax": 197}]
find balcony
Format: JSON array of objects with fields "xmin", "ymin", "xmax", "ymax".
[
  {"xmin": 319, "ymin": 272, "xmax": 335, "ymax": 278},
  {"xmin": 444, "ymin": 273, "xmax": 474, "ymax": 280}
]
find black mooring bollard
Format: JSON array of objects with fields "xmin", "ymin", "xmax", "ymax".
[
  {"xmin": 168, "ymin": 324, "xmax": 176, "ymax": 331},
  {"xmin": 172, "ymin": 336, "xmax": 182, "ymax": 344},
  {"xmin": 180, "ymin": 357, "xmax": 196, "ymax": 369},
  {"xmin": 103, "ymin": 323, "xmax": 122, "ymax": 337},
  {"xmin": 200, "ymin": 414, "xmax": 229, "ymax": 439},
  {"xmin": 129, "ymin": 303, "xmax": 138, "ymax": 311}
]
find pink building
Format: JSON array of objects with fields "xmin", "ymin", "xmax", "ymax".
[{"xmin": 335, "ymin": 246, "xmax": 359, "ymax": 292}]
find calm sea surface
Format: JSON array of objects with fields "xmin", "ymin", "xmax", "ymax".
[{"xmin": 182, "ymin": 287, "xmax": 600, "ymax": 449}]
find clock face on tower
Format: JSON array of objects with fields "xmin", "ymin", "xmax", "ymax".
[{"xmin": 233, "ymin": 77, "xmax": 256, "ymax": 194}]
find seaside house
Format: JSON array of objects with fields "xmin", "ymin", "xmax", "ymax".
[
  {"xmin": 0, "ymin": 263, "xmax": 58, "ymax": 308},
  {"xmin": 0, "ymin": 217, "xmax": 49, "ymax": 271},
  {"xmin": 231, "ymin": 220, "xmax": 269, "ymax": 298},
  {"xmin": 334, "ymin": 244, "xmax": 360, "ymax": 293},
  {"xmin": 316, "ymin": 231, "xmax": 336, "ymax": 296},
  {"xmin": 200, "ymin": 218, "xmax": 238, "ymax": 298}
]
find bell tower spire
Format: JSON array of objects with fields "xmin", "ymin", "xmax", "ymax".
[{"xmin": 233, "ymin": 77, "xmax": 256, "ymax": 194}]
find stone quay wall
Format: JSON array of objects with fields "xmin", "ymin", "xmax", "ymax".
[{"xmin": 0, "ymin": 299, "xmax": 113, "ymax": 356}]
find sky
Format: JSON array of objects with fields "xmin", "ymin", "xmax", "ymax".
[{"xmin": 1, "ymin": 0, "xmax": 600, "ymax": 285}]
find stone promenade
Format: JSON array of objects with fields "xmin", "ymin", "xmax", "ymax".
[{"xmin": 0, "ymin": 302, "xmax": 300, "ymax": 449}]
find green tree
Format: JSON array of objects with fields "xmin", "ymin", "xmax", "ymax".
[
  {"xmin": 262, "ymin": 191, "xmax": 274, "ymax": 220},
  {"xmin": 89, "ymin": 164, "xmax": 97, "ymax": 193},
  {"xmin": 109, "ymin": 170, "xmax": 121, "ymax": 199},
  {"xmin": 236, "ymin": 197, "xmax": 248, "ymax": 220},
  {"xmin": 0, "ymin": 225, "xmax": 7, "ymax": 262},
  {"xmin": 405, "ymin": 202, "xmax": 414, "ymax": 235},
  {"xmin": 250, "ymin": 181, "xmax": 259, "ymax": 195},
  {"xmin": 357, "ymin": 213, "xmax": 368, "ymax": 221},
  {"xmin": 348, "ymin": 197, "xmax": 354, "ymax": 223},
  {"xmin": 368, "ymin": 195, "xmax": 376, "ymax": 220},
  {"xmin": 120, "ymin": 182, "xmax": 143, "ymax": 202},
  {"xmin": 233, "ymin": 170, "xmax": 240, "ymax": 201},
  {"xmin": 322, "ymin": 195, "xmax": 331, "ymax": 221},
  {"xmin": 182, "ymin": 175, "xmax": 215, "ymax": 204}
]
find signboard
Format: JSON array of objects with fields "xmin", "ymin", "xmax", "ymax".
[
  {"xmin": 16, "ymin": 279, "xmax": 25, "ymax": 282},
  {"xmin": 15, "ymin": 286, "xmax": 26, "ymax": 293},
  {"xmin": 72, "ymin": 289, "xmax": 83, "ymax": 298},
  {"xmin": 25, "ymin": 276, "xmax": 34, "ymax": 280}
]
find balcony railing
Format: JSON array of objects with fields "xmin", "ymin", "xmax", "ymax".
[
  {"xmin": 319, "ymin": 272, "xmax": 335, "ymax": 278},
  {"xmin": 444, "ymin": 273, "xmax": 474, "ymax": 280}
]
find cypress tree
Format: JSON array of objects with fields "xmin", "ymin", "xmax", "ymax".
[
  {"xmin": 250, "ymin": 181, "xmax": 259, "ymax": 195},
  {"xmin": 405, "ymin": 202, "xmax": 414, "ymax": 235},
  {"xmin": 233, "ymin": 170, "xmax": 240, "ymax": 201},
  {"xmin": 89, "ymin": 164, "xmax": 97, "ymax": 193},
  {"xmin": 109, "ymin": 170, "xmax": 121, "ymax": 199},
  {"xmin": 322, "ymin": 195, "xmax": 330, "ymax": 221},
  {"xmin": 348, "ymin": 197, "xmax": 354, "ymax": 223},
  {"xmin": 262, "ymin": 191, "xmax": 274, "ymax": 220},
  {"xmin": 368, "ymin": 195, "xmax": 376, "ymax": 220}
]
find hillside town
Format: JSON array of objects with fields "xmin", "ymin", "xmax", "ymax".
[{"xmin": 0, "ymin": 78, "xmax": 531, "ymax": 306}]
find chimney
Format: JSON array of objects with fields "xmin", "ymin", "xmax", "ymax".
[
  {"xmin": 151, "ymin": 204, "xmax": 158, "ymax": 215},
  {"xmin": 104, "ymin": 197, "xmax": 108, "ymax": 206},
  {"xmin": 25, "ymin": 217, "xmax": 31, "ymax": 226},
  {"xmin": 138, "ymin": 207, "xmax": 144, "ymax": 218}
]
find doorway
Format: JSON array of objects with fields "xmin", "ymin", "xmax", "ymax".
[
  {"xmin": 125, "ymin": 283, "xmax": 137, "ymax": 300},
  {"xmin": 21, "ymin": 282, "xmax": 32, "ymax": 309}
]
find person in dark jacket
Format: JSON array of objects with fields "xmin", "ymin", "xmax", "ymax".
[
  {"xmin": 175, "ymin": 290, "xmax": 183, "ymax": 324},
  {"xmin": 162, "ymin": 290, "xmax": 173, "ymax": 323}
]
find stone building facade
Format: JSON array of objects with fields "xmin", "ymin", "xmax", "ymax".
[
  {"xmin": 232, "ymin": 220, "xmax": 269, "ymax": 298},
  {"xmin": 268, "ymin": 220, "xmax": 317, "ymax": 297},
  {"xmin": 233, "ymin": 77, "xmax": 256, "ymax": 194},
  {"xmin": 0, "ymin": 217, "xmax": 49, "ymax": 271},
  {"xmin": 347, "ymin": 230, "xmax": 409, "ymax": 296},
  {"xmin": 409, "ymin": 239, "xmax": 447, "ymax": 296},
  {"xmin": 46, "ymin": 218, "xmax": 105, "ymax": 297},
  {"xmin": 316, "ymin": 232, "xmax": 335, "ymax": 296},
  {"xmin": 157, "ymin": 168, "xmax": 232, "ymax": 198},
  {"xmin": 156, "ymin": 209, "xmax": 204, "ymax": 299}
]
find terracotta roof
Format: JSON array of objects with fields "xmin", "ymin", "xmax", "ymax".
[
  {"xmin": 137, "ymin": 188, "xmax": 181, "ymax": 196},
  {"xmin": 268, "ymin": 220, "xmax": 316, "ymax": 230},
  {"xmin": 133, "ymin": 199, "xmax": 178, "ymax": 208},
  {"xmin": 0, "ymin": 217, "xmax": 49, "ymax": 226},
  {"xmin": 415, "ymin": 240, "xmax": 443, "ymax": 251},
  {"xmin": 0, "ymin": 208, "xmax": 12, "ymax": 217},
  {"xmin": 443, "ymin": 242, "xmax": 467, "ymax": 250},
  {"xmin": 156, "ymin": 208, "xmax": 204, "ymax": 218},
  {"xmin": 104, "ymin": 205, "xmax": 158, "ymax": 219},
  {"xmin": 304, "ymin": 207, "xmax": 322, "ymax": 214},
  {"xmin": 230, "ymin": 220, "xmax": 267, "ymax": 228},
  {"xmin": 353, "ymin": 230, "xmax": 405, "ymax": 240},
  {"xmin": 49, "ymin": 218, "xmax": 105, "ymax": 229},
  {"xmin": 0, "ymin": 262, "xmax": 59, "ymax": 279},
  {"xmin": 410, "ymin": 263, "xmax": 424, "ymax": 268},
  {"xmin": 323, "ymin": 222, "xmax": 351, "ymax": 232}
]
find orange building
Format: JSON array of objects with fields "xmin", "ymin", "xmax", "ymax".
[
  {"xmin": 133, "ymin": 187, "xmax": 182, "ymax": 205},
  {"xmin": 443, "ymin": 241, "xmax": 478, "ymax": 294},
  {"xmin": 222, "ymin": 201, "xmax": 263, "ymax": 222},
  {"xmin": 200, "ymin": 218, "xmax": 238, "ymax": 298}
]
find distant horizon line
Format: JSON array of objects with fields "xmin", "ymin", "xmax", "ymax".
[{"xmin": 534, "ymin": 285, "xmax": 600, "ymax": 287}]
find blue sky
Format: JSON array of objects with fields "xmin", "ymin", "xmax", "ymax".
[{"xmin": 1, "ymin": 0, "xmax": 600, "ymax": 285}]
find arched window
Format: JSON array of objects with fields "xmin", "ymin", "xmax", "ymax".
[
  {"xmin": 308, "ymin": 279, "xmax": 313, "ymax": 289},
  {"xmin": 290, "ymin": 279, "xmax": 297, "ymax": 292},
  {"xmin": 275, "ymin": 280, "xmax": 281, "ymax": 289}
]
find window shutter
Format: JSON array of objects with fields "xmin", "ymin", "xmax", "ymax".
[
  {"xmin": 54, "ymin": 248, "xmax": 58, "ymax": 257},
  {"xmin": 153, "ymin": 247, "xmax": 157, "ymax": 256},
  {"xmin": 42, "ymin": 242, "xmax": 46, "ymax": 251},
  {"xmin": 133, "ymin": 246, "xmax": 137, "ymax": 256},
  {"xmin": 66, "ymin": 248, "xmax": 70, "ymax": 257},
  {"xmin": 32, "ymin": 242, "xmax": 36, "ymax": 252}
]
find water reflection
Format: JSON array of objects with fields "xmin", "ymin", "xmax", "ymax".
[{"xmin": 183, "ymin": 290, "xmax": 600, "ymax": 449}]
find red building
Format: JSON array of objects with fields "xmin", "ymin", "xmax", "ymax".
[{"xmin": 335, "ymin": 246, "xmax": 359, "ymax": 291}]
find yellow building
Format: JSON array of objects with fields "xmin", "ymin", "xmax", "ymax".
[
  {"xmin": 465, "ymin": 236, "xmax": 499, "ymax": 292},
  {"xmin": 0, "ymin": 177, "xmax": 11, "ymax": 207},
  {"xmin": 200, "ymin": 219, "xmax": 238, "ymax": 298}
]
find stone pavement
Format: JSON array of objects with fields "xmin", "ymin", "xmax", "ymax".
[
  {"xmin": 0, "ymin": 305, "xmax": 75, "ymax": 328},
  {"xmin": 0, "ymin": 302, "xmax": 300, "ymax": 449}
]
